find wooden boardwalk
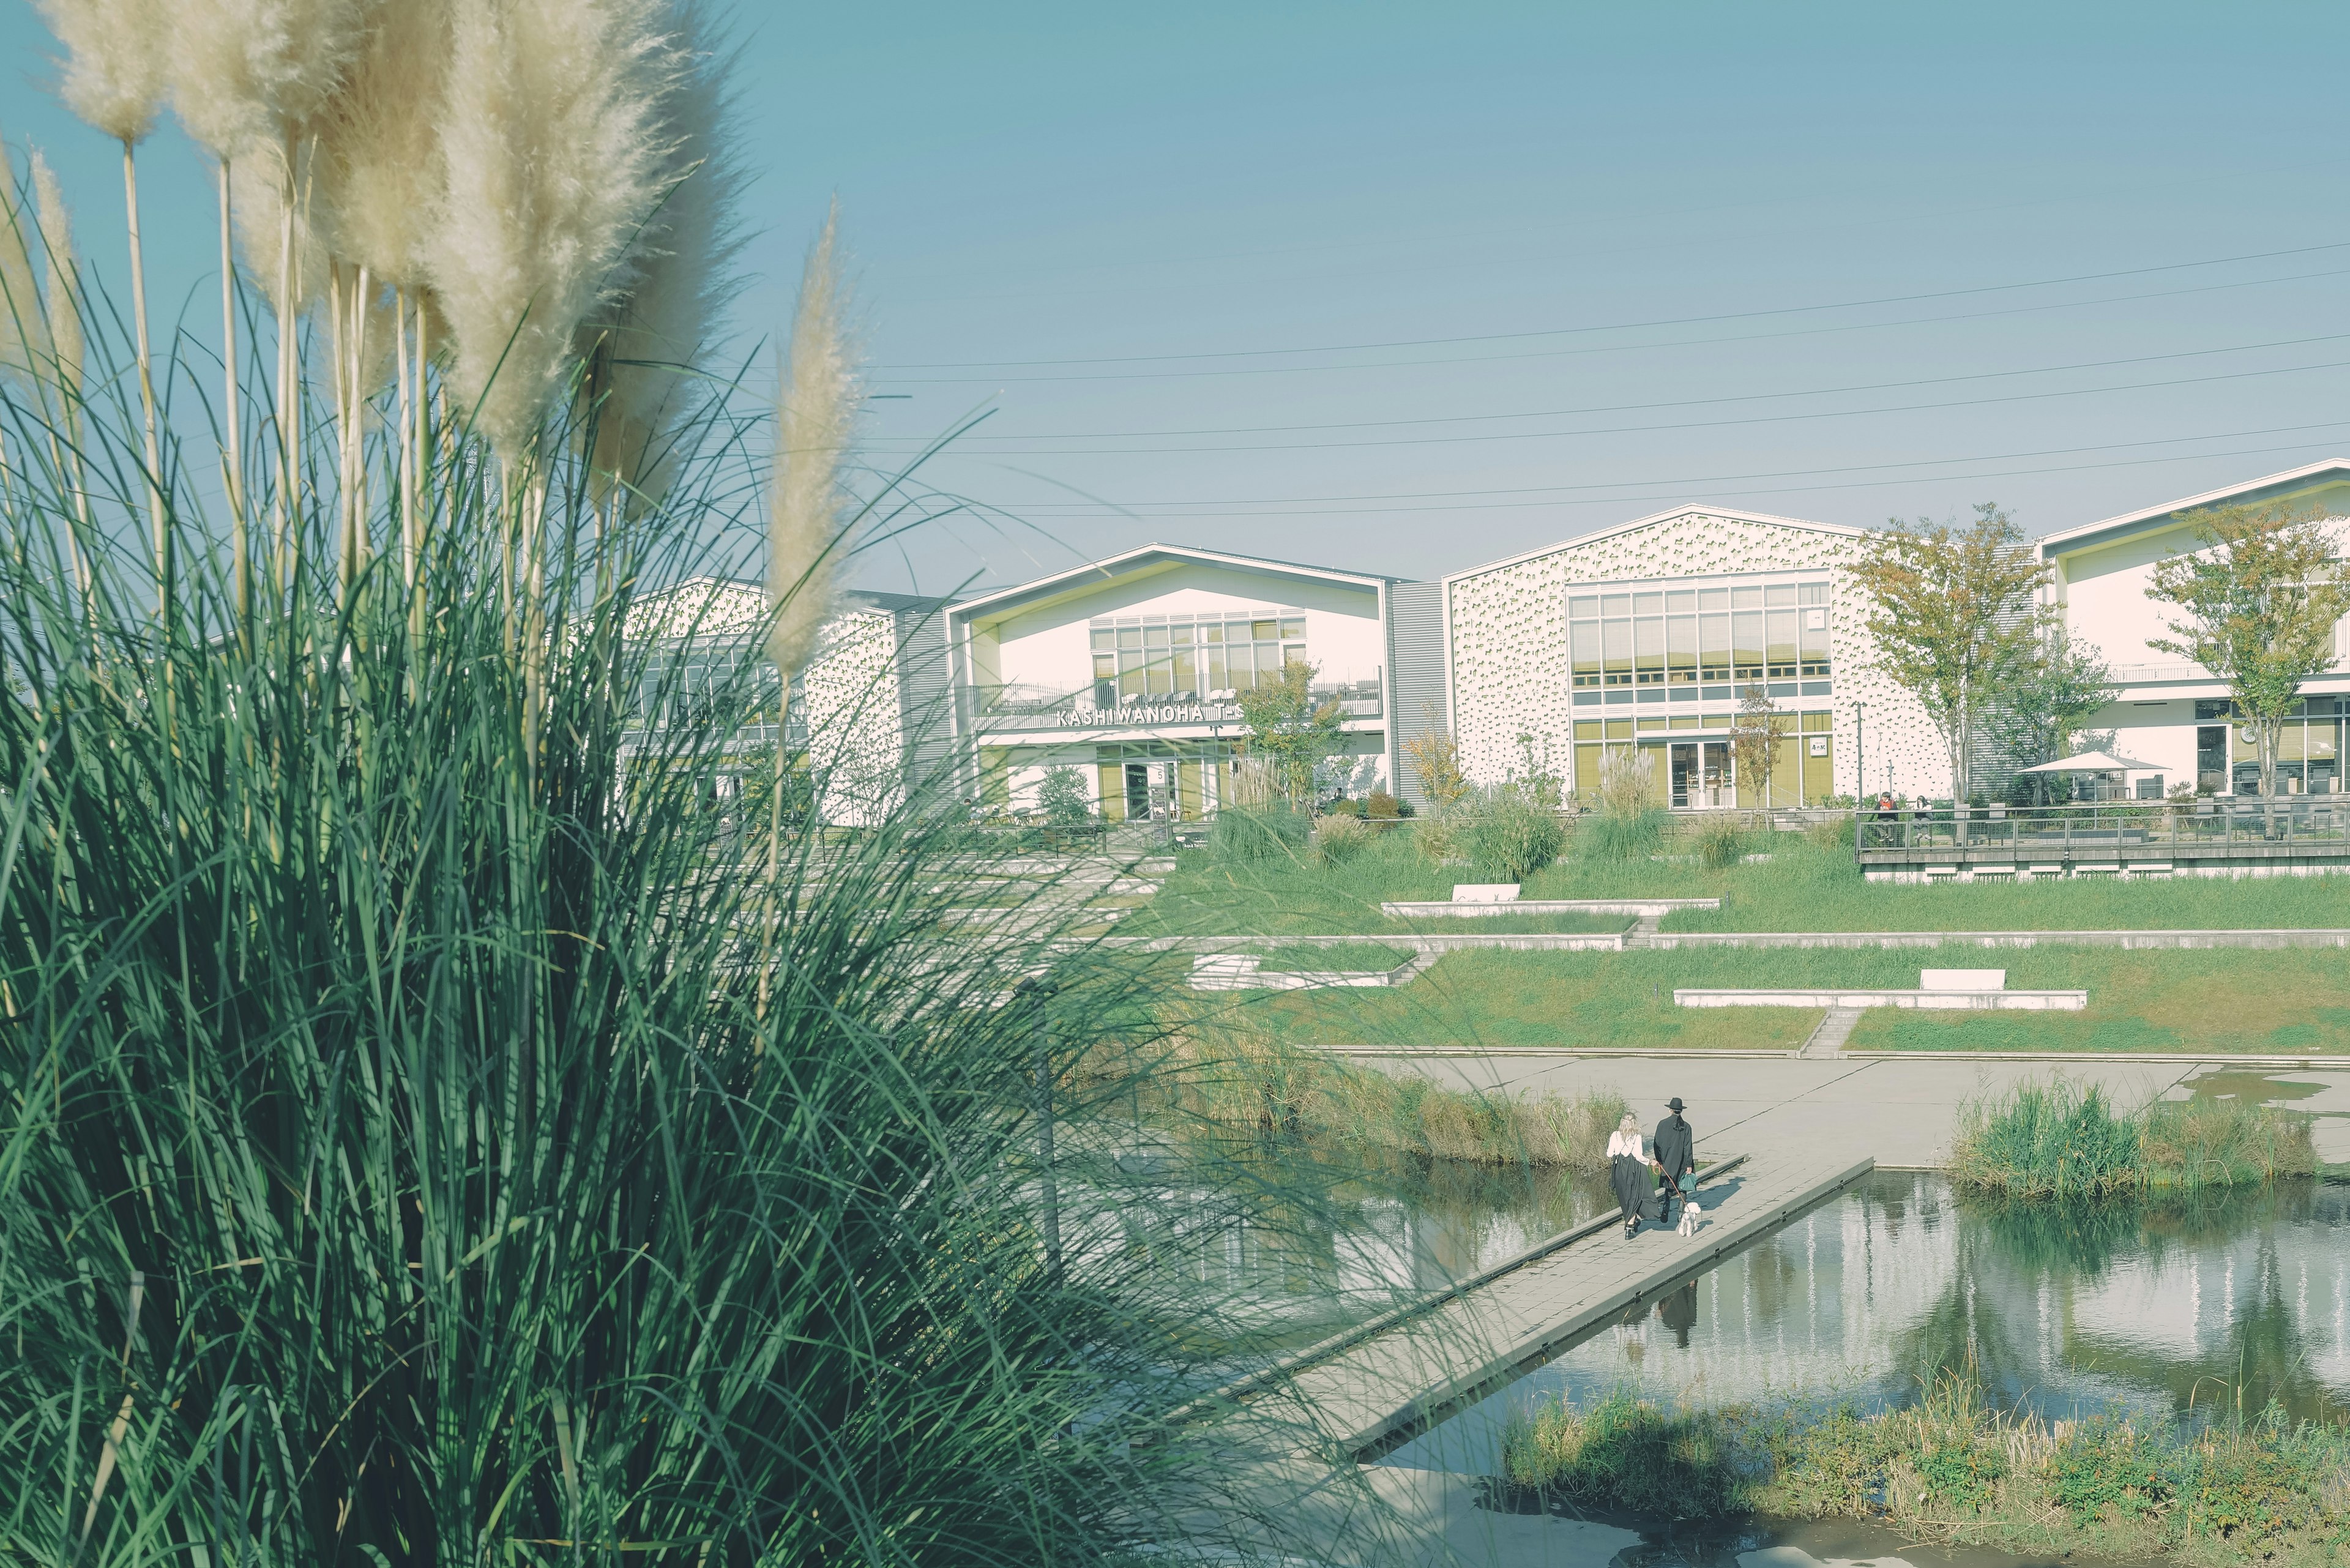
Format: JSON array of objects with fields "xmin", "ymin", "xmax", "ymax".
[{"xmin": 1279, "ymin": 1149, "xmax": 1877, "ymax": 1456}]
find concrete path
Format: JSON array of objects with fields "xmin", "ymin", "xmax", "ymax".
[{"xmin": 1343, "ymin": 1050, "xmax": 2350, "ymax": 1166}]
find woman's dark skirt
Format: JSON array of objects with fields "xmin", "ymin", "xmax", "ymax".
[{"xmin": 1610, "ymin": 1154, "xmax": 1649, "ymax": 1226}]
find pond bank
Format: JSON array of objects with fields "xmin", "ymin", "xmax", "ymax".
[{"xmin": 1340, "ymin": 1051, "xmax": 2350, "ymax": 1170}]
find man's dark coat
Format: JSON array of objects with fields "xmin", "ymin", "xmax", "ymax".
[{"xmin": 1652, "ymin": 1113, "xmax": 1695, "ymax": 1182}]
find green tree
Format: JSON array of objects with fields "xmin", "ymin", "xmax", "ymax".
[
  {"xmin": 1236, "ymin": 659, "xmax": 1345, "ymax": 807},
  {"xmin": 1035, "ymin": 764, "xmax": 1094, "ymax": 825},
  {"xmin": 1986, "ymin": 634, "xmax": 2116, "ymax": 803},
  {"xmin": 1850, "ymin": 503, "xmax": 2052, "ymax": 801},
  {"xmin": 2146, "ymin": 502, "xmax": 2350, "ymax": 799},
  {"xmin": 1728, "ymin": 682, "xmax": 1785, "ymax": 807}
]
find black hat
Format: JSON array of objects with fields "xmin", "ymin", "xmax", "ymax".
[{"xmin": 1666, "ymin": 1097, "xmax": 1687, "ymax": 1112}]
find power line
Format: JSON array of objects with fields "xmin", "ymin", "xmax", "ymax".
[
  {"xmin": 867, "ymin": 266, "xmax": 2350, "ymax": 386},
  {"xmin": 873, "ymin": 239, "xmax": 2350, "ymax": 370},
  {"xmin": 982, "ymin": 418, "xmax": 2350, "ymax": 512},
  {"xmin": 868, "ymin": 354, "xmax": 2350, "ymax": 457},
  {"xmin": 969, "ymin": 436, "xmax": 2350, "ymax": 521},
  {"xmin": 882, "ymin": 329, "xmax": 2350, "ymax": 443}
]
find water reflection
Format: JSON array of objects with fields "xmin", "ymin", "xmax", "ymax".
[
  {"xmin": 1382, "ymin": 1171, "xmax": 2350, "ymax": 1474},
  {"xmin": 1098, "ymin": 1148, "xmax": 1615, "ymax": 1359}
]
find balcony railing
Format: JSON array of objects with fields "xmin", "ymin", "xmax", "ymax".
[
  {"xmin": 1854, "ymin": 799, "xmax": 2350, "ymax": 862},
  {"xmin": 957, "ymin": 674, "xmax": 1383, "ymax": 730}
]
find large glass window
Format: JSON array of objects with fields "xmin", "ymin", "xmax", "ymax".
[
  {"xmin": 1089, "ymin": 610, "xmax": 1307, "ymax": 700},
  {"xmin": 1569, "ymin": 578, "xmax": 1830, "ymax": 697}
]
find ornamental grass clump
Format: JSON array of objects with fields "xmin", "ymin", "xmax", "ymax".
[
  {"xmin": 0, "ymin": 52, "xmax": 1397, "ymax": 1567},
  {"xmin": 1950, "ymin": 1079, "xmax": 2313, "ymax": 1198},
  {"xmin": 1464, "ymin": 786, "xmax": 1564, "ymax": 880}
]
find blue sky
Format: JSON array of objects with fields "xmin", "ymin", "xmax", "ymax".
[{"xmin": 6, "ymin": 2, "xmax": 2350, "ymax": 594}]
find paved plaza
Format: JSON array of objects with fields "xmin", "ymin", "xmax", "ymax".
[{"xmin": 1348, "ymin": 1050, "xmax": 2350, "ymax": 1167}]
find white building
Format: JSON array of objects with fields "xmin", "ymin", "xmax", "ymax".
[
  {"xmin": 944, "ymin": 545, "xmax": 1443, "ymax": 821},
  {"xmin": 2039, "ymin": 459, "xmax": 2350, "ymax": 798},
  {"xmin": 625, "ymin": 578, "xmax": 952, "ymax": 826},
  {"xmin": 1442, "ymin": 506, "xmax": 1945, "ymax": 807}
]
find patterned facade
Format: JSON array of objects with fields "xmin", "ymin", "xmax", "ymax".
[{"xmin": 1444, "ymin": 508, "xmax": 1946, "ymax": 804}]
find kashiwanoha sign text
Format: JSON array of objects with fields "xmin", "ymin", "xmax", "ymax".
[{"xmin": 1054, "ymin": 701, "xmax": 1240, "ymax": 728}]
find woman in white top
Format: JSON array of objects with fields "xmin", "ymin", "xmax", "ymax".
[{"xmin": 1606, "ymin": 1111, "xmax": 1650, "ymax": 1237}]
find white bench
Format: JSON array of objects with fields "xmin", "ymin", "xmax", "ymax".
[{"xmin": 1920, "ymin": 968, "xmax": 2005, "ymax": 991}]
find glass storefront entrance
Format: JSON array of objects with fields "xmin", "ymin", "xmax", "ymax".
[{"xmin": 1668, "ymin": 741, "xmax": 1730, "ymax": 808}]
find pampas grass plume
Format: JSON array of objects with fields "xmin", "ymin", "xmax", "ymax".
[
  {"xmin": 0, "ymin": 153, "xmax": 52, "ymax": 387},
  {"xmin": 315, "ymin": 0, "xmax": 451, "ymax": 288},
  {"xmin": 167, "ymin": 0, "xmax": 373, "ymax": 158},
  {"xmin": 229, "ymin": 150, "xmax": 329, "ymax": 312},
  {"xmin": 432, "ymin": 0, "xmax": 681, "ymax": 461},
  {"xmin": 767, "ymin": 206, "xmax": 860, "ymax": 678},
  {"xmin": 30, "ymin": 152, "xmax": 81, "ymax": 401},
  {"xmin": 34, "ymin": 0, "xmax": 168, "ymax": 144},
  {"xmin": 587, "ymin": 0, "xmax": 743, "ymax": 510}
]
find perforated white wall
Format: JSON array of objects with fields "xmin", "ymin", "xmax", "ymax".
[{"xmin": 1444, "ymin": 510, "xmax": 1947, "ymax": 800}]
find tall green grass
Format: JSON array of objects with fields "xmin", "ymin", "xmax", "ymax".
[
  {"xmin": 0, "ymin": 245, "xmax": 1390, "ymax": 1568},
  {"xmin": 1949, "ymin": 1081, "xmax": 2315, "ymax": 1197}
]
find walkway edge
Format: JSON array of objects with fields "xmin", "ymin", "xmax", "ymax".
[
  {"xmin": 1329, "ymin": 1154, "xmax": 1876, "ymax": 1456},
  {"xmin": 1160, "ymin": 1155, "xmax": 1750, "ymax": 1432}
]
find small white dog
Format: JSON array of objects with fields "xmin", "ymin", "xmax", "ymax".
[{"xmin": 1676, "ymin": 1199, "xmax": 1703, "ymax": 1238}]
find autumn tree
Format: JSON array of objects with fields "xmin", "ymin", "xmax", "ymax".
[
  {"xmin": 1728, "ymin": 682, "xmax": 1786, "ymax": 807},
  {"xmin": 1403, "ymin": 701, "xmax": 1468, "ymax": 811},
  {"xmin": 1235, "ymin": 659, "xmax": 1345, "ymax": 807},
  {"xmin": 1850, "ymin": 504, "xmax": 2052, "ymax": 801},
  {"xmin": 2147, "ymin": 502, "xmax": 2350, "ymax": 799}
]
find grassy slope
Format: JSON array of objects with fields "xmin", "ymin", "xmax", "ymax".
[
  {"xmin": 1244, "ymin": 945, "xmax": 2350, "ymax": 1053},
  {"xmin": 1121, "ymin": 836, "xmax": 1632, "ymax": 936},
  {"xmin": 1135, "ymin": 830, "xmax": 2350, "ymax": 938},
  {"xmin": 1663, "ymin": 840, "xmax": 2350, "ymax": 932}
]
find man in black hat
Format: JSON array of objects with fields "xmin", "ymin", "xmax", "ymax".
[{"xmin": 1651, "ymin": 1097, "xmax": 1695, "ymax": 1226}]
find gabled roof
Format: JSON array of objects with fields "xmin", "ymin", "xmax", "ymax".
[
  {"xmin": 949, "ymin": 542, "xmax": 1399, "ymax": 626},
  {"xmin": 624, "ymin": 577, "xmax": 951, "ymax": 641},
  {"xmin": 1444, "ymin": 505, "xmax": 1863, "ymax": 585},
  {"xmin": 2036, "ymin": 458, "xmax": 2350, "ymax": 559}
]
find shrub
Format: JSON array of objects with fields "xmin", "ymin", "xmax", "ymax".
[
  {"xmin": 1693, "ymin": 812, "xmax": 1751, "ymax": 869},
  {"xmin": 1575, "ymin": 805, "xmax": 1668, "ymax": 862},
  {"xmin": 1465, "ymin": 789, "xmax": 1566, "ymax": 880},
  {"xmin": 1807, "ymin": 813, "xmax": 1856, "ymax": 851},
  {"xmin": 2050, "ymin": 1416, "xmax": 2171, "ymax": 1525},
  {"xmin": 1313, "ymin": 811, "xmax": 1373, "ymax": 865},
  {"xmin": 1035, "ymin": 764, "xmax": 1094, "ymax": 825},
  {"xmin": 1209, "ymin": 803, "xmax": 1309, "ymax": 863},
  {"xmin": 1413, "ymin": 810, "xmax": 1463, "ymax": 864},
  {"xmin": 1322, "ymin": 796, "xmax": 1361, "ymax": 817},
  {"xmin": 1363, "ymin": 788, "xmax": 1401, "ymax": 819}
]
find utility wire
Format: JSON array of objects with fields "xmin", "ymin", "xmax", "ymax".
[
  {"xmin": 884, "ymin": 329, "xmax": 2350, "ymax": 443},
  {"xmin": 875, "ymin": 239, "xmax": 2350, "ymax": 370},
  {"xmin": 975, "ymin": 436, "xmax": 2350, "ymax": 521},
  {"xmin": 987, "ymin": 417, "xmax": 2350, "ymax": 512},
  {"xmin": 867, "ymin": 354, "xmax": 2350, "ymax": 457}
]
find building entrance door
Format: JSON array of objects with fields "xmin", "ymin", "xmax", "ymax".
[
  {"xmin": 1124, "ymin": 763, "xmax": 1152, "ymax": 819},
  {"xmin": 1670, "ymin": 742, "xmax": 1731, "ymax": 807}
]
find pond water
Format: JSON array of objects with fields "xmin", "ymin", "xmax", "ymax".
[{"xmin": 1378, "ymin": 1170, "xmax": 2350, "ymax": 1474}]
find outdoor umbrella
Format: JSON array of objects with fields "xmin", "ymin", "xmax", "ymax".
[{"xmin": 2016, "ymin": 750, "xmax": 2165, "ymax": 774}]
